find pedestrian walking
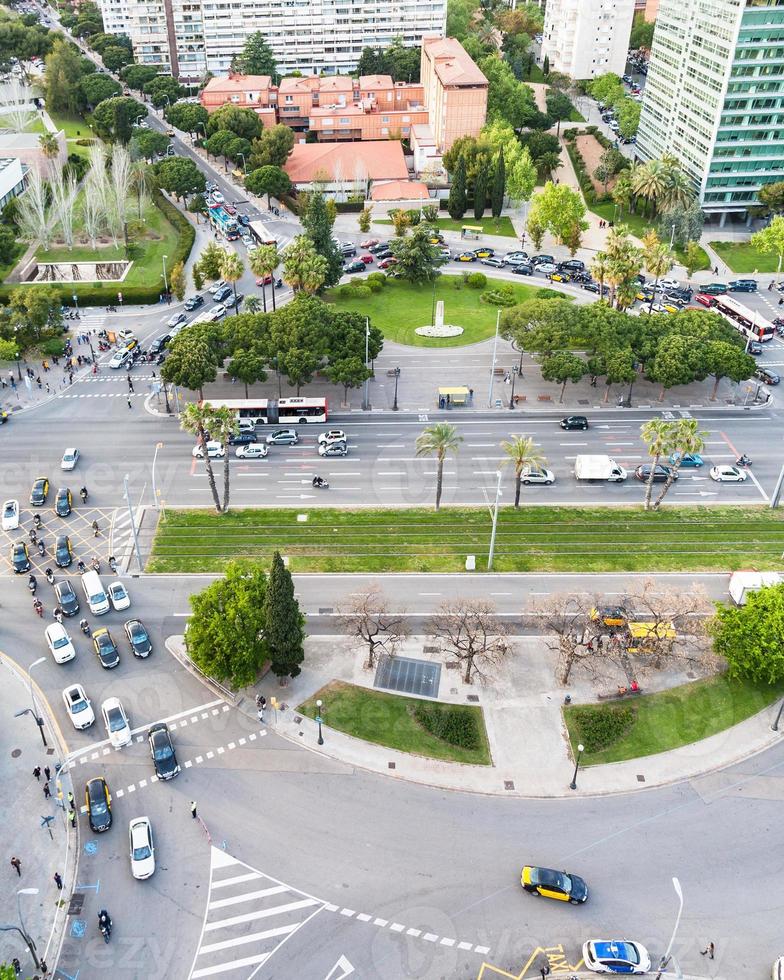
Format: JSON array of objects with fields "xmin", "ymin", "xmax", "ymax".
[
  {"xmin": 92, "ymin": 520, "xmax": 100, "ymax": 537},
  {"xmin": 67, "ymin": 791, "xmax": 75, "ymax": 810},
  {"xmin": 45, "ymin": 383, "xmax": 51, "ymax": 395},
  {"xmin": 53, "ymin": 872, "xmax": 63, "ymax": 890},
  {"xmin": 33, "ymin": 766, "xmax": 41, "ymax": 781},
  {"xmin": 701, "ymin": 942, "xmax": 715, "ymax": 959},
  {"xmin": 68, "ymin": 809, "xmax": 76, "ymax": 829},
  {"xmin": 43, "ymin": 783, "xmax": 51, "ymax": 799},
  {"xmin": 713, "ymin": 265, "xmax": 719, "ymax": 275},
  {"xmin": 10, "ymin": 857, "xmax": 21, "ymax": 876},
  {"xmin": 36, "ymin": 377, "xmax": 42, "ymax": 390},
  {"xmin": 190, "ymin": 801, "xmax": 198, "ymax": 819},
  {"xmin": 127, "ymin": 397, "xmax": 133, "ymax": 409},
  {"xmin": 44, "ymin": 766, "xmax": 51, "ymax": 781},
  {"xmin": 11, "ymin": 957, "xmax": 20, "ymax": 976},
  {"xmin": 128, "ymin": 379, "xmax": 134, "ymax": 392}
]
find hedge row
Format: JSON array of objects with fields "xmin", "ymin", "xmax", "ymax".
[
  {"xmin": 412, "ymin": 701, "xmax": 485, "ymax": 751},
  {"xmin": 565, "ymin": 703, "xmax": 636, "ymax": 753},
  {"xmin": 0, "ymin": 190, "xmax": 195, "ymax": 307}
]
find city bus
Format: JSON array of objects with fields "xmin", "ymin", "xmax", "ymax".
[
  {"xmin": 248, "ymin": 220, "xmax": 279, "ymax": 247},
  {"xmin": 712, "ymin": 294, "xmax": 775, "ymax": 342},
  {"xmin": 201, "ymin": 397, "xmax": 328, "ymax": 425}
]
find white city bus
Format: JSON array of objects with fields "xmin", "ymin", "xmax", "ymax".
[
  {"xmin": 712, "ymin": 294, "xmax": 775, "ymax": 342},
  {"xmin": 201, "ymin": 397, "xmax": 328, "ymax": 425}
]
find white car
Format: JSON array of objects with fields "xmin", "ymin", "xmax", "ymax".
[
  {"xmin": 129, "ymin": 816, "xmax": 155, "ymax": 879},
  {"xmin": 101, "ymin": 696, "xmax": 132, "ymax": 748},
  {"xmin": 208, "ymin": 280, "xmax": 226, "ymax": 296},
  {"xmin": 170, "ymin": 322, "xmax": 187, "ymax": 339},
  {"xmin": 520, "ymin": 467, "xmax": 555, "ymax": 485},
  {"xmin": 241, "ymin": 235, "xmax": 254, "ymax": 248},
  {"xmin": 583, "ymin": 940, "xmax": 651, "ymax": 975},
  {"xmin": 61, "ymin": 448, "xmax": 79, "ymax": 471},
  {"xmin": 62, "ymin": 683, "xmax": 95, "ymax": 729},
  {"xmin": 657, "ymin": 277, "xmax": 680, "ymax": 290},
  {"xmin": 109, "ymin": 349, "xmax": 131, "ymax": 369},
  {"xmin": 211, "ymin": 191, "xmax": 224, "ymax": 204},
  {"xmin": 235, "ymin": 444, "xmax": 268, "ymax": 459},
  {"xmin": 45, "ymin": 623, "xmax": 76, "ymax": 664},
  {"xmin": 192, "ymin": 441, "xmax": 225, "ymax": 459},
  {"xmin": 211, "ymin": 304, "xmax": 227, "ymax": 319},
  {"xmin": 117, "ymin": 329, "xmax": 136, "ymax": 343},
  {"xmin": 317, "ymin": 429, "xmax": 347, "ymax": 446},
  {"xmin": 167, "ymin": 311, "xmax": 187, "ymax": 328},
  {"xmin": 2, "ymin": 498, "xmax": 19, "ymax": 530},
  {"xmin": 536, "ymin": 263, "xmax": 557, "ymax": 275},
  {"xmin": 710, "ymin": 465, "xmax": 748, "ymax": 483},
  {"xmin": 108, "ymin": 581, "xmax": 131, "ymax": 611}
]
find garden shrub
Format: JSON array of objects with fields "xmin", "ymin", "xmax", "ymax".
[
  {"xmin": 366, "ymin": 278, "xmax": 383, "ymax": 293},
  {"xmin": 74, "ymin": 138, "xmax": 96, "ymax": 146},
  {"xmin": 465, "ymin": 271, "xmax": 487, "ymax": 289},
  {"xmin": 349, "ymin": 284, "xmax": 372, "ymax": 299},
  {"xmin": 40, "ymin": 338, "xmax": 66, "ymax": 356},
  {"xmin": 536, "ymin": 287, "xmax": 563, "ymax": 300},
  {"xmin": 405, "ymin": 209, "xmax": 421, "ymax": 225},
  {"xmin": 339, "ymin": 284, "xmax": 355, "ymax": 298},
  {"xmin": 412, "ymin": 702, "xmax": 484, "ymax": 750},
  {"xmin": 365, "ymin": 272, "xmax": 386, "ymax": 288},
  {"xmin": 566, "ymin": 704, "xmax": 636, "ymax": 752},
  {"xmin": 481, "ymin": 283, "xmax": 516, "ymax": 306}
]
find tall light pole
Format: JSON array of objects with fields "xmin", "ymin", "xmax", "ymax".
[
  {"xmin": 392, "ymin": 366, "xmax": 400, "ymax": 411},
  {"xmin": 315, "ymin": 699, "xmax": 324, "ymax": 745},
  {"xmin": 655, "ymin": 877, "xmax": 684, "ymax": 980},
  {"xmin": 772, "ymin": 698, "xmax": 784, "ymax": 731},
  {"xmin": 237, "ymin": 151, "xmax": 247, "ymax": 175},
  {"xmin": 362, "ymin": 317, "xmax": 370, "ymax": 411},
  {"xmin": 569, "ymin": 743, "xmax": 584, "ymax": 790},
  {"xmin": 487, "ymin": 469, "xmax": 503, "ymax": 571},
  {"xmin": 509, "ymin": 339, "xmax": 524, "ymax": 409},
  {"xmin": 15, "ymin": 657, "xmax": 47, "ymax": 747},
  {"xmin": 487, "ymin": 309, "xmax": 501, "ymax": 408},
  {"xmin": 0, "ymin": 888, "xmax": 42, "ymax": 970},
  {"xmin": 151, "ymin": 442, "xmax": 164, "ymax": 510},
  {"xmin": 162, "ymin": 254, "xmax": 169, "ymax": 299},
  {"xmin": 123, "ymin": 474, "xmax": 143, "ymax": 571},
  {"xmin": 669, "ymin": 223, "xmax": 676, "ymax": 249}
]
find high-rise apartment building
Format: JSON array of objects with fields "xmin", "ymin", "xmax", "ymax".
[
  {"xmin": 540, "ymin": 0, "xmax": 635, "ymax": 79},
  {"xmin": 98, "ymin": 0, "xmax": 446, "ymax": 83},
  {"xmin": 637, "ymin": 0, "xmax": 784, "ymax": 224}
]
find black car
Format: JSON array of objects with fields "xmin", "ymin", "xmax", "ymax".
[
  {"xmin": 368, "ymin": 242, "xmax": 388, "ymax": 254},
  {"xmin": 30, "ymin": 477, "xmax": 49, "ymax": 506},
  {"xmin": 571, "ymin": 271, "xmax": 592, "ymax": 284},
  {"xmin": 55, "ymin": 534, "xmax": 73, "ymax": 568},
  {"xmin": 634, "ymin": 463, "xmax": 678, "ymax": 483},
  {"xmin": 124, "ymin": 619, "xmax": 152, "ymax": 657},
  {"xmin": 511, "ymin": 262, "xmax": 534, "ymax": 276},
  {"xmin": 343, "ymin": 260, "xmax": 366, "ymax": 274},
  {"xmin": 228, "ymin": 431, "xmax": 258, "ymax": 446},
  {"xmin": 12, "ymin": 541, "xmax": 30, "ymax": 574},
  {"xmin": 747, "ymin": 341, "xmax": 763, "ymax": 356},
  {"xmin": 559, "ymin": 259, "xmax": 585, "ymax": 272},
  {"xmin": 755, "ymin": 366, "xmax": 780, "ymax": 385},
  {"xmin": 55, "ymin": 486, "xmax": 72, "ymax": 517},
  {"xmin": 148, "ymin": 723, "xmax": 180, "ymax": 780},
  {"xmin": 560, "ymin": 415, "xmax": 589, "ymax": 430},
  {"xmin": 149, "ymin": 335, "xmax": 171, "ymax": 355},
  {"xmin": 85, "ymin": 777, "xmax": 112, "ymax": 833},
  {"xmin": 55, "ymin": 580, "xmax": 79, "ymax": 616},
  {"xmin": 212, "ymin": 285, "xmax": 233, "ymax": 303},
  {"xmin": 581, "ymin": 280, "xmax": 601, "ymax": 293},
  {"xmin": 238, "ymin": 214, "xmax": 250, "ymax": 227},
  {"xmin": 93, "ymin": 629, "xmax": 120, "ymax": 669},
  {"xmin": 531, "ymin": 254, "xmax": 555, "ymax": 266},
  {"xmin": 375, "ymin": 249, "xmax": 393, "ymax": 260},
  {"xmin": 729, "ymin": 279, "xmax": 758, "ymax": 292},
  {"xmin": 341, "ymin": 244, "xmax": 357, "ymax": 257},
  {"xmin": 184, "ymin": 294, "xmax": 204, "ymax": 311},
  {"xmin": 663, "ymin": 287, "xmax": 693, "ymax": 303},
  {"xmin": 633, "ymin": 273, "xmax": 647, "ymax": 285}
]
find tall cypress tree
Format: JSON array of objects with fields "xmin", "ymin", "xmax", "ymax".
[
  {"xmin": 264, "ymin": 551, "xmax": 305, "ymax": 681},
  {"xmin": 300, "ymin": 190, "xmax": 343, "ymax": 288},
  {"xmin": 473, "ymin": 167, "xmax": 487, "ymax": 220},
  {"xmin": 491, "ymin": 148, "xmax": 505, "ymax": 219},
  {"xmin": 447, "ymin": 156, "xmax": 467, "ymax": 220}
]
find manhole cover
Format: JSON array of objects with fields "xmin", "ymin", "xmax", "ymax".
[
  {"xmin": 67, "ymin": 893, "xmax": 85, "ymax": 915},
  {"xmin": 578, "ymin": 399, "xmax": 590, "ymax": 405},
  {"xmin": 466, "ymin": 694, "xmax": 479, "ymax": 703},
  {"xmin": 11, "ymin": 748, "xmax": 21, "ymax": 758},
  {"xmin": 504, "ymin": 781, "xmax": 515, "ymax": 790},
  {"xmin": 318, "ymin": 607, "xmax": 334, "ymax": 615},
  {"xmin": 388, "ymin": 762, "xmax": 396, "ymax": 769},
  {"xmin": 374, "ymin": 656, "xmax": 441, "ymax": 697},
  {"xmin": 637, "ymin": 774, "xmax": 646, "ymax": 782},
  {"xmin": 293, "ymin": 715, "xmax": 302, "ymax": 724}
]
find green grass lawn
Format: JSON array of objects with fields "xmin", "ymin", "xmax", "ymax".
[
  {"xmin": 148, "ymin": 505, "xmax": 784, "ymax": 574},
  {"xmin": 589, "ymin": 202, "xmax": 653, "ymax": 239},
  {"xmin": 298, "ymin": 681, "xmax": 492, "ymax": 765},
  {"xmin": 35, "ymin": 199, "xmax": 179, "ymax": 290},
  {"xmin": 375, "ymin": 215, "xmax": 518, "ymax": 238},
  {"xmin": 568, "ymin": 108, "xmax": 585, "ymax": 122},
  {"xmin": 674, "ymin": 243, "xmax": 712, "ymax": 272},
  {"xmin": 564, "ymin": 674, "xmax": 784, "ymax": 765},
  {"xmin": 324, "ymin": 275, "xmax": 552, "ymax": 347},
  {"xmin": 526, "ymin": 65, "xmax": 547, "ymax": 83},
  {"xmin": 709, "ymin": 241, "xmax": 779, "ymax": 274},
  {"xmin": 47, "ymin": 109, "xmax": 94, "ymax": 140}
]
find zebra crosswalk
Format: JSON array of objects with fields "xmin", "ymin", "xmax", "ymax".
[{"xmin": 190, "ymin": 848, "xmax": 324, "ymax": 979}]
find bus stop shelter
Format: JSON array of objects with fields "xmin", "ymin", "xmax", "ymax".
[
  {"xmin": 461, "ymin": 225, "xmax": 482, "ymax": 240},
  {"xmin": 437, "ymin": 386, "xmax": 471, "ymax": 408}
]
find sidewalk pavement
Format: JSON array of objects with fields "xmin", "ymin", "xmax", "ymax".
[
  {"xmin": 0, "ymin": 653, "xmax": 74, "ymax": 976},
  {"xmin": 168, "ymin": 635, "xmax": 783, "ymax": 800}
]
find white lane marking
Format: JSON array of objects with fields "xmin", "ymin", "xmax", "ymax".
[{"xmin": 209, "ymin": 885, "xmax": 289, "ymax": 909}]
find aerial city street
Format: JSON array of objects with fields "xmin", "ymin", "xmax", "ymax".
[{"xmin": 1, "ymin": 0, "xmax": 784, "ymax": 977}]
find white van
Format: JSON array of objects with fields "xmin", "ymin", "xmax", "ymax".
[{"xmin": 81, "ymin": 570, "xmax": 110, "ymax": 615}]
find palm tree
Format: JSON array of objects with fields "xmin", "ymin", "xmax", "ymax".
[
  {"xmin": 209, "ymin": 405, "xmax": 239, "ymax": 513},
  {"xmin": 642, "ymin": 232, "xmax": 674, "ymax": 312},
  {"xmin": 38, "ymin": 133, "xmax": 59, "ymax": 170},
  {"xmin": 640, "ymin": 419, "xmax": 671, "ymax": 511},
  {"xmin": 180, "ymin": 403, "xmax": 223, "ymax": 513},
  {"xmin": 631, "ymin": 159, "xmax": 667, "ymax": 216},
  {"xmin": 501, "ymin": 435, "xmax": 546, "ymax": 508},
  {"xmin": 415, "ymin": 422, "xmax": 463, "ymax": 511},
  {"xmin": 249, "ymin": 244, "xmax": 279, "ymax": 312},
  {"xmin": 659, "ymin": 164, "xmax": 694, "ymax": 213},
  {"xmin": 653, "ymin": 419, "xmax": 707, "ymax": 509},
  {"xmin": 282, "ymin": 236, "xmax": 328, "ymax": 295},
  {"xmin": 590, "ymin": 251, "xmax": 610, "ymax": 301},
  {"xmin": 220, "ymin": 251, "xmax": 244, "ymax": 315}
]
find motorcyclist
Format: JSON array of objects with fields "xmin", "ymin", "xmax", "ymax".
[
  {"xmin": 312, "ymin": 475, "xmax": 325, "ymax": 487},
  {"xmin": 77, "ymin": 560, "xmax": 86, "ymax": 573},
  {"xmin": 79, "ymin": 618, "xmax": 91, "ymax": 635},
  {"xmin": 28, "ymin": 574, "xmax": 36, "ymax": 592},
  {"xmin": 33, "ymin": 513, "xmax": 42, "ymax": 528},
  {"xmin": 28, "ymin": 527, "xmax": 38, "ymax": 543},
  {"xmin": 80, "ymin": 486, "xmax": 88, "ymax": 502},
  {"xmin": 53, "ymin": 607, "xmax": 63, "ymax": 623},
  {"xmin": 44, "ymin": 567, "xmax": 54, "ymax": 583},
  {"xmin": 33, "ymin": 599, "xmax": 43, "ymax": 617},
  {"xmin": 98, "ymin": 909, "xmax": 112, "ymax": 935},
  {"xmin": 37, "ymin": 539, "xmax": 46, "ymax": 556},
  {"xmin": 91, "ymin": 557, "xmax": 100, "ymax": 572},
  {"xmin": 108, "ymin": 555, "xmax": 117, "ymax": 572},
  {"xmin": 737, "ymin": 454, "xmax": 752, "ymax": 466}
]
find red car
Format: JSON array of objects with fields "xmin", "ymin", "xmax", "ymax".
[
  {"xmin": 255, "ymin": 275, "xmax": 274, "ymax": 286},
  {"xmin": 359, "ymin": 254, "xmax": 374, "ymax": 265},
  {"xmin": 360, "ymin": 239, "xmax": 378, "ymax": 249},
  {"xmin": 695, "ymin": 293, "xmax": 717, "ymax": 307},
  {"xmin": 224, "ymin": 204, "xmax": 237, "ymax": 215},
  {"xmin": 379, "ymin": 257, "xmax": 397, "ymax": 269}
]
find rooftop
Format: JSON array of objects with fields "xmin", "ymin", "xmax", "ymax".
[
  {"xmin": 285, "ymin": 140, "xmax": 409, "ymax": 183},
  {"xmin": 202, "ymin": 74, "xmax": 271, "ymax": 93},
  {"xmin": 370, "ymin": 179, "xmax": 430, "ymax": 201},
  {"xmin": 358, "ymin": 74, "xmax": 394, "ymax": 90},
  {"xmin": 423, "ymin": 37, "xmax": 488, "ymax": 88}
]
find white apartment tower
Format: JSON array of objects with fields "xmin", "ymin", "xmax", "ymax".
[
  {"xmin": 636, "ymin": 0, "xmax": 784, "ymax": 224},
  {"xmin": 540, "ymin": 0, "xmax": 636, "ymax": 79},
  {"xmin": 98, "ymin": 0, "xmax": 446, "ymax": 83}
]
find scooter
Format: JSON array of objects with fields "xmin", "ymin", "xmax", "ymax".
[
  {"xmin": 45, "ymin": 568, "xmax": 55, "ymax": 584},
  {"xmin": 80, "ymin": 488, "xmax": 88, "ymax": 503},
  {"xmin": 108, "ymin": 556, "xmax": 117, "ymax": 573},
  {"xmin": 28, "ymin": 575, "xmax": 37, "ymax": 595},
  {"xmin": 275, "ymin": 278, "xmax": 283, "ymax": 289},
  {"xmin": 91, "ymin": 557, "xmax": 100, "ymax": 573},
  {"xmin": 37, "ymin": 540, "xmax": 46, "ymax": 556},
  {"xmin": 33, "ymin": 514, "xmax": 42, "ymax": 528},
  {"xmin": 80, "ymin": 619, "xmax": 91, "ymax": 636},
  {"xmin": 312, "ymin": 477, "xmax": 329, "ymax": 489},
  {"xmin": 736, "ymin": 455, "xmax": 752, "ymax": 467},
  {"xmin": 98, "ymin": 912, "xmax": 112, "ymax": 944}
]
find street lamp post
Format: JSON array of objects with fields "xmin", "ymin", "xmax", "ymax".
[
  {"xmin": 162, "ymin": 254, "xmax": 169, "ymax": 301},
  {"xmin": 487, "ymin": 470, "xmax": 503, "ymax": 570},
  {"xmin": 15, "ymin": 352, "xmax": 21, "ymax": 381},
  {"xmin": 569, "ymin": 743, "xmax": 584, "ymax": 790},
  {"xmin": 772, "ymin": 698, "xmax": 784, "ymax": 731},
  {"xmin": 0, "ymin": 888, "xmax": 42, "ymax": 970},
  {"xmin": 163, "ymin": 382, "xmax": 171, "ymax": 414},
  {"xmin": 315, "ymin": 699, "xmax": 324, "ymax": 745},
  {"xmin": 151, "ymin": 442, "xmax": 164, "ymax": 510},
  {"xmin": 487, "ymin": 309, "xmax": 501, "ymax": 408},
  {"xmin": 237, "ymin": 151, "xmax": 247, "ymax": 175},
  {"xmin": 392, "ymin": 366, "xmax": 400, "ymax": 411},
  {"xmin": 508, "ymin": 340, "xmax": 524, "ymax": 409},
  {"xmin": 655, "ymin": 878, "xmax": 684, "ymax": 980},
  {"xmin": 669, "ymin": 223, "xmax": 676, "ymax": 250},
  {"xmin": 362, "ymin": 317, "xmax": 370, "ymax": 411}
]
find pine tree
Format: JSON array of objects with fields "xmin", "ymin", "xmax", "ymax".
[
  {"xmin": 542, "ymin": 54, "xmax": 550, "ymax": 77},
  {"xmin": 491, "ymin": 148, "xmax": 505, "ymax": 219},
  {"xmin": 447, "ymin": 156, "xmax": 467, "ymax": 220},
  {"xmin": 264, "ymin": 552, "xmax": 305, "ymax": 682},
  {"xmin": 473, "ymin": 168, "xmax": 487, "ymax": 220}
]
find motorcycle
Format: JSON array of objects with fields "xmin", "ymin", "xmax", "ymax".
[
  {"xmin": 80, "ymin": 488, "xmax": 88, "ymax": 503},
  {"xmin": 28, "ymin": 528, "xmax": 38, "ymax": 544},
  {"xmin": 98, "ymin": 911, "xmax": 112, "ymax": 944},
  {"xmin": 312, "ymin": 477, "xmax": 329, "ymax": 489},
  {"xmin": 275, "ymin": 278, "xmax": 283, "ymax": 289},
  {"xmin": 33, "ymin": 514, "xmax": 42, "ymax": 528},
  {"xmin": 37, "ymin": 540, "xmax": 46, "ymax": 556},
  {"xmin": 91, "ymin": 557, "xmax": 100, "ymax": 573},
  {"xmin": 45, "ymin": 568, "xmax": 55, "ymax": 585},
  {"xmin": 108, "ymin": 556, "xmax": 117, "ymax": 573},
  {"xmin": 736, "ymin": 455, "xmax": 752, "ymax": 467},
  {"xmin": 80, "ymin": 619, "xmax": 91, "ymax": 636},
  {"xmin": 98, "ymin": 340, "xmax": 110, "ymax": 351},
  {"xmin": 28, "ymin": 575, "xmax": 37, "ymax": 595}
]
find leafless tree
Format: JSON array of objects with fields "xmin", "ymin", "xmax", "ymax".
[
  {"xmin": 49, "ymin": 171, "xmax": 79, "ymax": 249},
  {"xmin": 0, "ymin": 77, "xmax": 35, "ymax": 133},
  {"xmin": 530, "ymin": 591, "xmax": 615, "ymax": 685},
  {"xmin": 17, "ymin": 168, "xmax": 51, "ymax": 249},
  {"xmin": 428, "ymin": 599, "xmax": 513, "ymax": 684},
  {"xmin": 338, "ymin": 585, "xmax": 409, "ymax": 669},
  {"xmin": 107, "ymin": 145, "xmax": 133, "ymax": 246}
]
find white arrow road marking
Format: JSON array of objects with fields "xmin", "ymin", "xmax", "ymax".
[{"xmin": 323, "ymin": 955, "xmax": 355, "ymax": 979}]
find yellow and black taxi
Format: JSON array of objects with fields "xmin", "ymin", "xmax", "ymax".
[
  {"xmin": 55, "ymin": 534, "xmax": 73, "ymax": 568},
  {"xmin": 425, "ymin": 230, "xmax": 444, "ymax": 245},
  {"xmin": 55, "ymin": 486, "xmax": 72, "ymax": 517},
  {"xmin": 85, "ymin": 776, "xmax": 112, "ymax": 832},
  {"xmin": 521, "ymin": 865, "xmax": 588, "ymax": 904},
  {"xmin": 456, "ymin": 251, "xmax": 477, "ymax": 262},
  {"xmin": 30, "ymin": 477, "xmax": 49, "ymax": 506},
  {"xmin": 589, "ymin": 605, "xmax": 628, "ymax": 628},
  {"xmin": 548, "ymin": 271, "xmax": 571, "ymax": 283},
  {"xmin": 11, "ymin": 540, "xmax": 30, "ymax": 574},
  {"xmin": 474, "ymin": 246, "xmax": 495, "ymax": 259},
  {"xmin": 93, "ymin": 628, "xmax": 120, "ymax": 669}
]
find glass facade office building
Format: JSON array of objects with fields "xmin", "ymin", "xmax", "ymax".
[{"xmin": 637, "ymin": 0, "xmax": 784, "ymax": 224}]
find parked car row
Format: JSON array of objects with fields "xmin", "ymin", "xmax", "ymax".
[{"xmin": 193, "ymin": 428, "xmax": 351, "ymax": 458}]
